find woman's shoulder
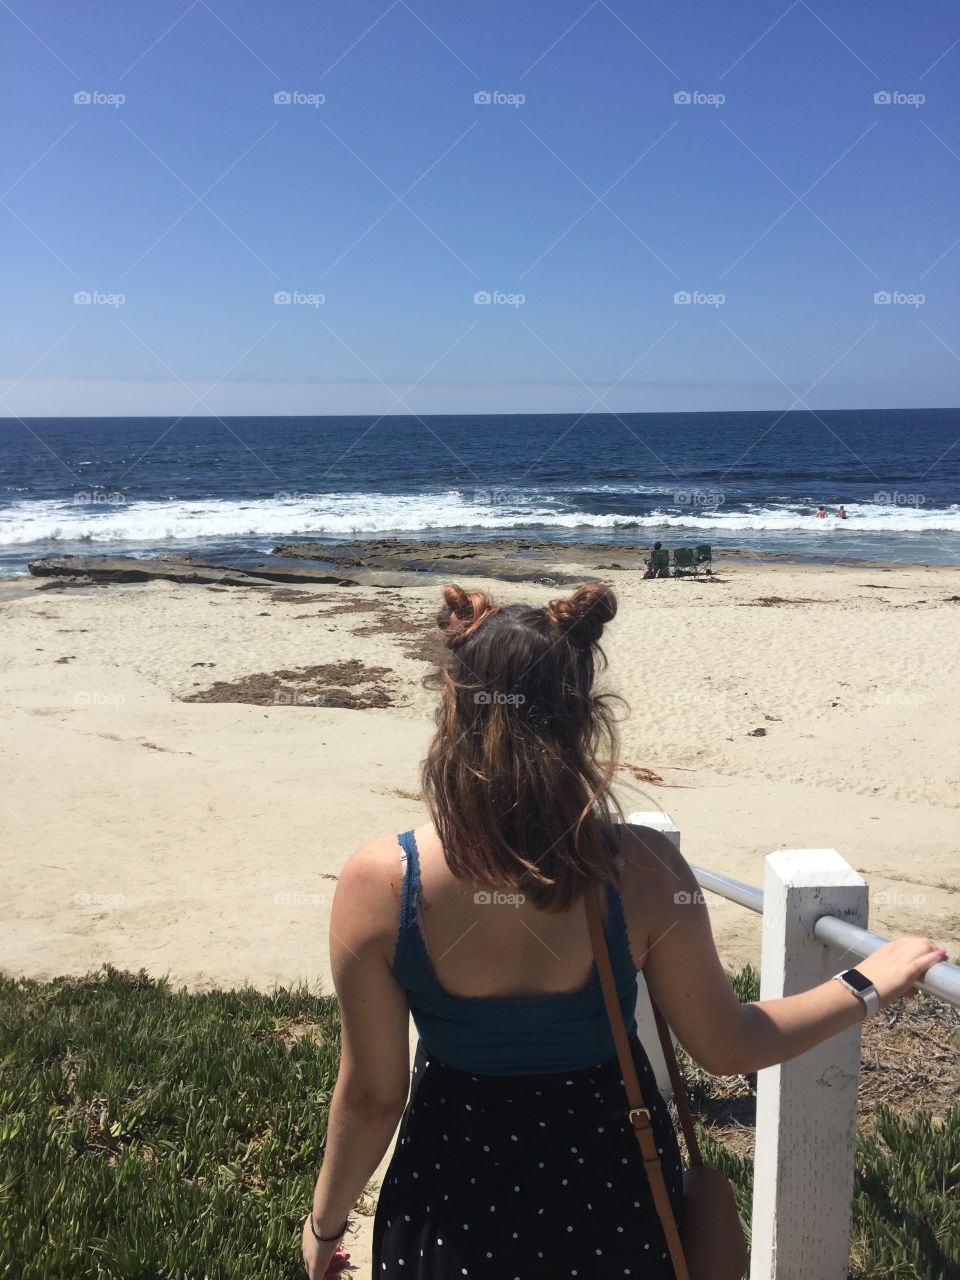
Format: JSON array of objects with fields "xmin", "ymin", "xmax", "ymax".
[
  {"xmin": 333, "ymin": 832, "xmax": 407, "ymax": 942},
  {"xmin": 615, "ymin": 823, "xmax": 700, "ymax": 914},
  {"xmin": 339, "ymin": 830, "xmax": 408, "ymax": 889}
]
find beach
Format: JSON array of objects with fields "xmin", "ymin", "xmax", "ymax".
[{"xmin": 2, "ymin": 548, "xmax": 958, "ymax": 992}]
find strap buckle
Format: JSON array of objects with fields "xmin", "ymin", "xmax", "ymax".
[{"xmin": 627, "ymin": 1106, "xmax": 651, "ymax": 1124}]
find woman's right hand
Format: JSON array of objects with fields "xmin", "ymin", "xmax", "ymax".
[{"xmin": 854, "ymin": 937, "xmax": 947, "ymax": 1007}]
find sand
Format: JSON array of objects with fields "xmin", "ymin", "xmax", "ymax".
[
  {"xmin": 3, "ymin": 554, "xmax": 957, "ymax": 982},
  {"xmin": 1, "ymin": 551, "xmax": 958, "ymax": 1269}
]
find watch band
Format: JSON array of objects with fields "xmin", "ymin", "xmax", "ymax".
[{"xmin": 832, "ymin": 968, "xmax": 880, "ymax": 1016}]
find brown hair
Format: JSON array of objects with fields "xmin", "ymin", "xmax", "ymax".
[{"xmin": 421, "ymin": 581, "xmax": 624, "ymax": 911}]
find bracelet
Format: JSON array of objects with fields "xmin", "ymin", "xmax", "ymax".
[{"xmin": 309, "ymin": 1213, "xmax": 350, "ymax": 1243}]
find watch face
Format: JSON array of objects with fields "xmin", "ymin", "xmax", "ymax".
[{"xmin": 841, "ymin": 968, "xmax": 873, "ymax": 993}]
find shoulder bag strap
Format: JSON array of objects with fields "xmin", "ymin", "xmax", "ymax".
[
  {"xmin": 650, "ymin": 997, "xmax": 702, "ymax": 1166},
  {"xmin": 585, "ymin": 882, "xmax": 690, "ymax": 1280}
]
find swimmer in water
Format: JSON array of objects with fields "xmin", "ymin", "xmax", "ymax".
[
  {"xmin": 836, "ymin": 505, "xmax": 847, "ymax": 520},
  {"xmin": 816, "ymin": 504, "xmax": 828, "ymax": 519}
]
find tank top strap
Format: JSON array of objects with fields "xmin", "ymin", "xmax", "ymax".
[
  {"xmin": 603, "ymin": 881, "xmax": 637, "ymax": 972},
  {"xmin": 397, "ymin": 830, "xmax": 421, "ymax": 933}
]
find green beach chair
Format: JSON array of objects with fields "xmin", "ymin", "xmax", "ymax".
[
  {"xmin": 650, "ymin": 547, "xmax": 670, "ymax": 577},
  {"xmin": 694, "ymin": 544, "xmax": 712, "ymax": 574},
  {"xmin": 671, "ymin": 546, "xmax": 696, "ymax": 577}
]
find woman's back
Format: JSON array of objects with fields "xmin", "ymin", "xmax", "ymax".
[
  {"xmin": 398, "ymin": 824, "xmax": 628, "ymax": 997},
  {"xmin": 390, "ymin": 825, "xmax": 645, "ymax": 1074}
]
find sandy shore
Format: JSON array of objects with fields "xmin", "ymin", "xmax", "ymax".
[
  {"xmin": 2, "ymin": 548, "xmax": 958, "ymax": 1268},
  {"xmin": 2, "ymin": 549, "xmax": 958, "ymax": 984}
]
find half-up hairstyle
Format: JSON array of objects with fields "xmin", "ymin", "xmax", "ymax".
[{"xmin": 422, "ymin": 581, "xmax": 624, "ymax": 912}]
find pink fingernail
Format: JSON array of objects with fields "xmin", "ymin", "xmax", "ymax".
[{"xmin": 937, "ymin": 948, "xmax": 947, "ymax": 957}]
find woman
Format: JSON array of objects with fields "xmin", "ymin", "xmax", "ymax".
[{"xmin": 302, "ymin": 582, "xmax": 946, "ymax": 1279}]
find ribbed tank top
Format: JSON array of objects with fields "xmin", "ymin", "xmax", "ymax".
[{"xmin": 390, "ymin": 828, "xmax": 639, "ymax": 1075}]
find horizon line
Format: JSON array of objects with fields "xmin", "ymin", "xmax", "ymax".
[{"xmin": 2, "ymin": 405, "xmax": 958, "ymax": 422}]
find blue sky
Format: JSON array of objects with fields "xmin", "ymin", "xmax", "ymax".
[{"xmin": 2, "ymin": 0, "xmax": 958, "ymax": 415}]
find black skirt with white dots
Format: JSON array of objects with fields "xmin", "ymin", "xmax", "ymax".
[{"xmin": 372, "ymin": 1037, "xmax": 684, "ymax": 1279}]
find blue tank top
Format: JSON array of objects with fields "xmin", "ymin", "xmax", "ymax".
[{"xmin": 391, "ymin": 828, "xmax": 639, "ymax": 1075}]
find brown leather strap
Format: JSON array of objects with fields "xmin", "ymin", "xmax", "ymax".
[
  {"xmin": 650, "ymin": 999, "xmax": 702, "ymax": 1167},
  {"xmin": 585, "ymin": 882, "xmax": 690, "ymax": 1280}
]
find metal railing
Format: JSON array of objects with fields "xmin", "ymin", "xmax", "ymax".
[
  {"xmin": 689, "ymin": 863, "xmax": 960, "ymax": 1007},
  {"xmin": 627, "ymin": 811, "xmax": 959, "ymax": 1280}
]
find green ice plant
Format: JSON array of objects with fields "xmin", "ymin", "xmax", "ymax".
[
  {"xmin": 0, "ymin": 968, "xmax": 341, "ymax": 1278},
  {"xmin": 0, "ymin": 965, "xmax": 955, "ymax": 1279}
]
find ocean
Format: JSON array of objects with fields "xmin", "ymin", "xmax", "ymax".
[{"xmin": 1, "ymin": 409, "xmax": 958, "ymax": 574}]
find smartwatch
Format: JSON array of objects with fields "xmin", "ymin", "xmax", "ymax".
[{"xmin": 832, "ymin": 967, "xmax": 880, "ymax": 1017}]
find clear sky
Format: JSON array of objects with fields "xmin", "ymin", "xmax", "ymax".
[{"xmin": 2, "ymin": 0, "xmax": 958, "ymax": 415}]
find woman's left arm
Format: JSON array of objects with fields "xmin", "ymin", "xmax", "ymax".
[{"xmin": 303, "ymin": 838, "xmax": 411, "ymax": 1277}]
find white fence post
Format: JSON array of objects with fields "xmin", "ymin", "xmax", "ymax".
[
  {"xmin": 625, "ymin": 811, "xmax": 680, "ymax": 852},
  {"xmin": 626, "ymin": 811, "xmax": 681, "ymax": 1097},
  {"xmin": 750, "ymin": 850, "xmax": 868, "ymax": 1280}
]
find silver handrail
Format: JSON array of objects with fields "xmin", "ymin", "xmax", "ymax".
[
  {"xmin": 690, "ymin": 863, "xmax": 960, "ymax": 1009},
  {"xmin": 691, "ymin": 864, "xmax": 764, "ymax": 915}
]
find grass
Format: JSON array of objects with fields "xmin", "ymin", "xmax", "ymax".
[
  {"xmin": 0, "ymin": 964, "xmax": 956, "ymax": 1278},
  {"xmin": 697, "ymin": 1102, "xmax": 960, "ymax": 1280},
  {"xmin": 0, "ymin": 967, "xmax": 342, "ymax": 1278}
]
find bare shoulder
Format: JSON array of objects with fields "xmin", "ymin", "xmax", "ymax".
[
  {"xmin": 334, "ymin": 833, "xmax": 405, "ymax": 939},
  {"xmin": 339, "ymin": 832, "xmax": 403, "ymax": 888},
  {"xmin": 614, "ymin": 824, "xmax": 704, "ymax": 966},
  {"xmin": 617, "ymin": 823, "xmax": 700, "ymax": 907}
]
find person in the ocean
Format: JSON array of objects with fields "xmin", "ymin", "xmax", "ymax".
[
  {"xmin": 816, "ymin": 504, "xmax": 828, "ymax": 518},
  {"xmin": 301, "ymin": 583, "xmax": 946, "ymax": 1280},
  {"xmin": 836, "ymin": 505, "xmax": 847, "ymax": 520}
]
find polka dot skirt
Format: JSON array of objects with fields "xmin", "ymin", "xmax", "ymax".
[{"xmin": 372, "ymin": 1037, "xmax": 684, "ymax": 1278}]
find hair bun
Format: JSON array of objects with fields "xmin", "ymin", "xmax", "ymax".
[
  {"xmin": 545, "ymin": 582, "xmax": 617, "ymax": 647},
  {"xmin": 437, "ymin": 583, "xmax": 501, "ymax": 648}
]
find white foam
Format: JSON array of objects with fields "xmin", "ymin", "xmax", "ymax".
[
  {"xmin": 639, "ymin": 503, "xmax": 960, "ymax": 532},
  {"xmin": 2, "ymin": 493, "xmax": 960, "ymax": 547}
]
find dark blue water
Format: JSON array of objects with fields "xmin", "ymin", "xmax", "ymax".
[{"xmin": 1, "ymin": 410, "xmax": 958, "ymax": 572}]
